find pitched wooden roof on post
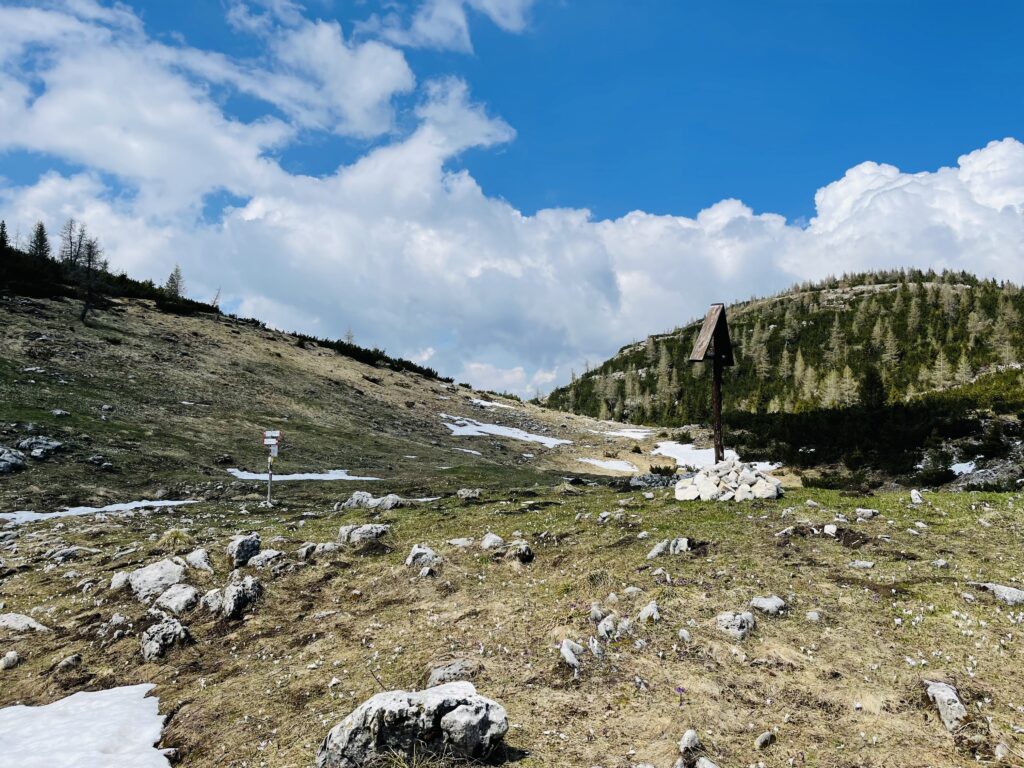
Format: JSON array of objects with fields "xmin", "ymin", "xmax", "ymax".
[{"xmin": 688, "ymin": 303, "xmax": 734, "ymax": 367}]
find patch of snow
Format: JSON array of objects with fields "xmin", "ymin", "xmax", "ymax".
[
  {"xmin": 590, "ymin": 427, "xmax": 654, "ymax": 439},
  {"xmin": 440, "ymin": 415, "xmax": 571, "ymax": 448},
  {"xmin": 0, "ymin": 684, "xmax": 169, "ymax": 768},
  {"xmin": 453, "ymin": 448, "xmax": 482, "ymax": 456},
  {"xmin": 1, "ymin": 499, "xmax": 197, "ymax": 526},
  {"xmin": 652, "ymin": 442, "xmax": 777, "ymax": 472},
  {"xmin": 470, "ymin": 398, "xmax": 516, "ymax": 409},
  {"xmin": 226, "ymin": 468, "xmax": 379, "ymax": 481},
  {"xmin": 951, "ymin": 460, "xmax": 977, "ymax": 476},
  {"xmin": 577, "ymin": 458, "xmax": 639, "ymax": 473}
]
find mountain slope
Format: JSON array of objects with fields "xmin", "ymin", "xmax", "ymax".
[{"xmin": 547, "ymin": 269, "xmax": 1023, "ymax": 424}]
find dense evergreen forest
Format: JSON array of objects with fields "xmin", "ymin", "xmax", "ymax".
[{"xmin": 547, "ymin": 270, "xmax": 1024, "ymax": 423}]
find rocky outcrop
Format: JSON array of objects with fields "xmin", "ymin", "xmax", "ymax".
[
  {"xmin": 315, "ymin": 682, "xmax": 508, "ymax": 768},
  {"xmin": 226, "ymin": 533, "xmax": 261, "ymax": 567},
  {"xmin": 0, "ymin": 447, "xmax": 27, "ymax": 474},
  {"xmin": 127, "ymin": 559, "xmax": 186, "ymax": 602},
  {"xmin": 140, "ymin": 611, "xmax": 190, "ymax": 661}
]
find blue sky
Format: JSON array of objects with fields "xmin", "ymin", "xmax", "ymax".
[{"xmin": 1, "ymin": 1, "xmax": 1023, "ymax": 393}]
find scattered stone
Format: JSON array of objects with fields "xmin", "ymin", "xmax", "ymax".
[
  {"xmin": 456, "ymin": 488, "xmax": 481, "ymax": 502},
  {"xmin": 677, "ymin": 627, "xmax": 692, "ymax": 643},
  {"xmin": 337, "ymin": 524, "xmax": 391, "ymax": 546},
  {"xmin": 560, "ymin": 638, "xmax": 583, "ymax": 676},
  {"xmin": 924, "ymin": 680, "xmax": 968, "ymax": 732},
  {"xmin": 636, "ymin": 600, "xmax": 661, "ymax": 624},
  {"xmin": 51, "ymin": 409, "xmax": 70, "ymax": 417},
  {"xmin": 0, "ymin": 614, "xmax": 43, "ymax": 637},
  {"xmin": 855, "ymin": 507, "xmax": 879, "ymax": 519},
  {"xmin": 749, "ymin": 595, "xmax": 786, "ymax": 615},
  {"xmin": 140, "ymin": 611, "xmax": 190, "ymax": 661},
  {"xmin": 247, "ymin": 549, "xmax": 283, "ymax": 569},
  {"xmin": 480, "ymin": 532, "xmax": 505, "ymax": 550},
  {"xmin": 503, "ymin": 540, "xmax": 534, "ymax": 563},
  {"xmin": 406, "ymin": 544, "xmax": 441, "ymax": 568},
  {"xmin": 110, "ymin": 572, "xmax": 129, "ymax": 591},
  {"xmin": 754, "ymin": 731, "xmax": 776, "ymax": 750},
  {"xmin": 54, "ymin": 653, "xmax": 82, "ymax": 674},
  {"xmin": 911, "ymin": 489, "xmax": 925, "ymax": 504},
  {"xmin": 426, "ymin": 658, "xmax": 481, "ymax": 687},
  {"xmin": 47, "ymin": 545, "xmax": 100, "ymax": 564},
  {"xmin": 16, "ymin": 436, "xmax": 63, "ymax": 460},
  {"xmin": 315, "ymin": 682, "xmax": 508, "ymax": 768},
  {"xmin": 447, "ymin": 537, "xmax": 474, "ymax": 548},
  {"xmin": 154, "ymin": 584, "xmax": 199, "ymax": 615},
  {"xmin": 199, "ymin": 588, "xmax": 223, "ymax": 614},
  {"xmin": 629, "ymin": 473, "xmax": 677, "ymax": 490},
  {"xmin": 932, "ymin": 559, "xmax": 949, "ymax": 569},
  {"xmin": 716, "ymin": 611, "xmax": 756, "ymax": 640},
  {"xmin": 806, "ymin": 610, "xmax": 821, "ymax": 622},
  {"xmin": 128, "ymin": 559, "xmax": 186, "ymax": 602},
  {"xmin": 339, "ymin": 491, "xmax": 406, "ymax": 512},
  {"xmin": 849, "ymin": 560, "xmax": 875, "ymax": 569},
  {"xmin": 969, "ymin": 582, "xmax": 1024, "ymax": 606},
  {"xmin": 597, "ymin": 614, "xmax": 617, "ymax": 640},
  {"xmin": 222, "ymin": 575, "xmax": 262, "ymax": 619},
  {"xmin": 0, "ymin": 447, "xmax": 27, "ymax": 474},
  {"xmin": 0, "ymin": 650, "xmax": 20, "ymax": 670},
  {"xmin": 184, "ymin": 548, "xmax": 213, "ymax": 572},
  {"xmin": 226, "ymin": 533, "xmax": 261, "ymax": 567}
]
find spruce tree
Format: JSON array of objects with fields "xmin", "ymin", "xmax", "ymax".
[
  {"xmin": 28, "ymin": 221, "xmax": 50, "ymax": 260},
  {"xmin": 0, "ymin": 220, "xmax": 8, "ymax": 250},
  {"xmin": 164, "ymin": 265, "xmax": 185, "ymax": 297}
]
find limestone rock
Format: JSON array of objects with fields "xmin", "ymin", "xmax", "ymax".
[
  {"xmin": 247, "ymin": 549, "xmax": 283, "ymax": 569},
  {"xmin": 315, "ymin": 682, "xmax": 508, "ymax": 768},
  {"xmin": 154, "ymin": 584, "xmax": 199, "ymax": 615},
  {"xmin": 140, "ymin": 611, "xmax": 190, "ymax": 661},
  {"xmin": 0, "ymin": 447, "xmax": 27, "ymax": 474},
  {"xmin": 222, "ymin": 575, "xmax": 262, "ymax": 619},
  {"xmin": 426, "ymin": 658, "xmax": 481, "ymax": 687},
  {"xmin": 406, "ymin": 544, "xmax": 441, "ymax": 568},
  {"xmin": 480, "ymin": 532, "xmax": 505, "ymax": 550},
  {"xmin": 128, "ymin": 559, "xmax": 186, "ymax": 602},
  {"xmin": 199, "ymin": 588, "xmax": 223, "ymax": 614},
  {"xmin": 0, "ymin": 613, "xmax": 50, "ymax": 633},
  {"xmin": 749, "ymin": 595, "xmax": 786, "ymax": 615},
  {"xmin": 456, "ymin": 488, "xmax": 481, "ymax": 502},
  {"xmin": 1, "ymin": 650, "xmax": 20, "ymax": 669},
  {"xmin": 716, "ymin": 611, "xmax": 756, "ymax": 640},
  {"xmin": 925, "ymin": 680, "xmax": 967, "ymax": 732},
  {"xmin": 971, "ymin": 582, "xmax": 1024, "ymax": 606},
  {"xmin": 226, "ymin": 533, "xmax": 260, "ymax": 567},
  {"xmin": 184, "ymin": 548, "xmax": 213, "ymax": 572},
  {"xmin": 338, "ymin": 524, "xmax": 391, "ymax": 546}
]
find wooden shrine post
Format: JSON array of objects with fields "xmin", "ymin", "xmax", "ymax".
[{"xmin": 688, "ymin": 303, "xmax": 734, "ymax": 463}]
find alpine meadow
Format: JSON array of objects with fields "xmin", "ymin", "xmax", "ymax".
[{"xmin": 1, "ymin": 3, "xmax": 1023, "ymax": 768}]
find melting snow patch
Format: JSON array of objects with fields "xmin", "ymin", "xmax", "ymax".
[
  {"xmin": 951, "ymin": 460, "xmax": 977, "ymax": 476},
  {"xmin": 591, "ymin": 427, "xmax": 654, "ymax": 439},
  {"xmin": 652, "ymin": 442, "xmax": 777, "ymax": 472},
  {"xmin": 1, "ymin": 499, "xmax": 197, "ymax": 526},
  {"xmin": 470, "ymin": 398, "xmax": 516, "ymax": 409},
  {"xmin": 440, "ymin": 415, "xmax": 571, "ymax": 448},
  {"xmin": 226, "ymin": 468, "xmax": 378, "ymax": 482},
  {"xmin": 578, "ymin": 458, "xmax": 639, "ymax": 473},
  {"xmin": 0, "ymin": 683, "xmax": 169, "ymax": 768},
  {"xmin": 453, "ymin": 448, "xmax": 482, "ymax": 456}
]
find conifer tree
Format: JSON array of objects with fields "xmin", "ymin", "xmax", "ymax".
[
  {"xmin": 28, "ymin": 221, "xmax": 50, "ymax": 260},
  {"xmin": 954, "ymin": 352, "xmax": 972, "ymax": 385},
  {"xmin": 164, "ymin": 265, "xmax": 185, "ymax": 297},
  {"xmin": 931, "ymin": 349, "xmax": 952, "ymax": 389},
  {"xmin": 0, "ymin": 220, "xmax": 8, "ymax": 250},
  {"xmin": 839, "ymin": 365, "xmax": 859, "ymax": 406}
]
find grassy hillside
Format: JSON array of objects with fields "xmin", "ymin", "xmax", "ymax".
[{"xmin": 0, "ymin": 290, "xmax": 1022, "ymax": 768}]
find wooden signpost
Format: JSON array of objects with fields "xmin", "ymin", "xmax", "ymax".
[
  {"xmin": 688, "ymin": 303, "xmax": 734, "ymax": 463},
  {"xmin": 263, "ymin": 430, "xmax": 281, "ymax": 504}
]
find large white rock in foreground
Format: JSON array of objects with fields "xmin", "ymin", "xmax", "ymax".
[
  {"xmin": 675, "ymin": 459, "xmax": 782, "ymax": 502},
  {"xmin": 315, "ymin": 682, "xmax": 508, "ymax": 768}
]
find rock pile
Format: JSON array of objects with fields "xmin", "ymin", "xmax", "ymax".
[{"xmin": 675, "ymin": 459, "xmax": 782, "ymax": 502}]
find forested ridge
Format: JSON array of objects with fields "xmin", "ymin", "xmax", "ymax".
[{"xmin": 546, "ymin": 269, "xmax": 1024, "ymax": 425}]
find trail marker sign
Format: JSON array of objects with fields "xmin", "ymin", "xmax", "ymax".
[
  {"xmin": 688, "ymin": 303, "xmax": 734, "ymax": 463},
  {"xmin": 263, "ymin": 430, "xmax": 282, "ymax": 504}
]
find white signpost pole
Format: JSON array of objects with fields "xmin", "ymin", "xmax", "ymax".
[{"xmin": 263, "ymin": 431, "xmax": 281, "ymax": 505}]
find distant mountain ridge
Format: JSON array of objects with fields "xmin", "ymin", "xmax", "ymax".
[{"xmin": 544, "ymin": 269, "xmax": 1023, "ymax": 426}]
